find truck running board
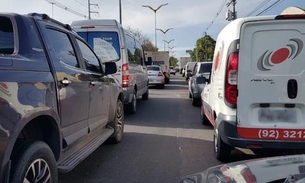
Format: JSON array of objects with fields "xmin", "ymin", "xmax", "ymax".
[{"xmin": 58, "ymin": 127, "xmax": 114, "ymax": 173}]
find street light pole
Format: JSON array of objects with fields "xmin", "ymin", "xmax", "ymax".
[
  {"xmin": 119, "ymin": 0, "xmax": 122, "ymax": 24},
  {"xmin": 163, "ymin": 39, "xmax": 175, "ymax": 51},
  {"xmin": 142, "ymin": 3, "xmax": 169, "ymax": 48},
  {"xmin": 156, "ymin": 28, "xmax": 173, "ymax": 51}
]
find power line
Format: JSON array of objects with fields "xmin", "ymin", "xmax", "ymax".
[
  {"xmin": 203, "ymin": 0, "xmax": 227, "ymax": 34},
  {"xmin": 74, "ymin": 0, "xmax": 87, "ymax": 8},
  {"xmin": 247, "ymin": 0, "xmax": 272, "ymax": 16},
  {"xmin": 256, "ymin": 0, "xmax": 286, "ymax": 15},
  {"xmin": 45, "ymin": 0, "xmax": 87, "ymax": 18}
]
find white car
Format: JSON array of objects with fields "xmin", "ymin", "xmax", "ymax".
[
  {"xmin": 169, "ymin": 67, "xmax": 176, "ymax": 75},
  {"xmin": 201, "ymin": 14, "xmax": 305, "ymax": 161},
  {"xmin": 147, "ymin": 65, "xmax": 165, "ymax": 89}
]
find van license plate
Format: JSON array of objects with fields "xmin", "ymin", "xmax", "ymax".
[{"xmin": 258, "ymin": 109, "xmax": 296, "ymax": 123}]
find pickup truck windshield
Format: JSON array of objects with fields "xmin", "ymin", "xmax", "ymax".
[{"xmin": 77, "ymin": 31, "xmax": 120, "ymax": 62}]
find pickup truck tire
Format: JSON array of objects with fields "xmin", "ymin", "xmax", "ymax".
[
  {"xmin": 142, "ymin": 89, "xmax": 149, "ymax": 100},
  {"xmin": 127, "ymin": 92, "xmax": 137, "ymax": 114},
  {"xmin": 214, "ymin": 128, "xmax": 231, "ymax": 161},
  {"xmin": 10, "ymin": 141, "xmax": 58, "ymax": 183},
  {"xmin": 109, "ymin": 100, "xmax": 124, "ymax": 143}
]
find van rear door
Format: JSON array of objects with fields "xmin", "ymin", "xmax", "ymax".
[{"xmin": 237, "ymin": 16, "xmax": 305, "ymax": 141}]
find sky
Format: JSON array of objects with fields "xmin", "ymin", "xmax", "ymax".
[{"xmin": 1, "ymin": 0, "xmax": 305, "ymax": 58}]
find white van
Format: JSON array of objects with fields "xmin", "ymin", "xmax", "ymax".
[
  {"xmin": 201, "ymin": 14, "xmax": 305, "ymax": 161},
  {"xmin": 185, "ymin": 61, "xmax": 197, "ymax": 80},
  {"xmin": 71, "ymin": 19, "xmax": 149, "ymax": 114}
]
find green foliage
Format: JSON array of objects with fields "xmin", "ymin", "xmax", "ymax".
[
  {"xmin": 169, "ymin": 56, "xmax": 178, "ymax": 67},
  {"xmin": 190, "ymin": 35, "xmax": 216, "ymax": 62}
]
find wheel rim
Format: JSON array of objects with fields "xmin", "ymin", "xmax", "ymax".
[
  {"xmin": 24, "ymin": 158, "xmax": 51, "ymax": 183},
  {"xmin": 116, "ymin": 102, "xmax": 124, "ymax": 140}
]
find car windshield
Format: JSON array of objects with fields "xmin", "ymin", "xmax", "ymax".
[{"xmin": 199, "ymin": 63, "xmax": 212, "ymax": 73}]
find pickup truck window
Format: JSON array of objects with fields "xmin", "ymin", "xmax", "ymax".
[
  {"xmin": 0, "ymin": 17, "xmax": 14, "ymax": 54},
  {"xmin": 76, "ymin": 39, "xmax": 102, "ymax": 73},
  {"xmin": 45, "ymin": 28, "xmax": 80, "ymax": 68}
]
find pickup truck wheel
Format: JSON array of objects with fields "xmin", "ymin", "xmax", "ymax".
[
  {"xmin": 127, "ymin": 92, "xmax": 137, "ymax": 114},
  {"xmin": 142, "ymin": 89, "xmax": 149, "ymax": 100},
  {"xmin": 200, "ymin": 107, "xmax": 210, "ymax": 125},
  {"xmin": 10, "ymin": 141, "xmax": 57, "ymax": 183},
  {"xmin": 214, "ymin": 128, "xmax": 231, "ymax": 161},
  {"xmin": 109, "ymin": 100, "xmax": 124, "ymax": 143}
]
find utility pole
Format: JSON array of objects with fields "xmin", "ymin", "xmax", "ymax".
[
  {"xmin": 226, "ymin": 0, "xmax": 237, "ymax": 21},
  {"xmin": 88, "ymin": 0, "xmax": 99, "ymax": 20},
  {"xmin": 205, "ymin": 32, "xmax": 208, "ymax": 61}
]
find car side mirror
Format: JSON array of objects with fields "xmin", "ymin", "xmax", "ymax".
[{"xmin": 104, "ymin": 62, "xmax": 117, "ymax": 75}]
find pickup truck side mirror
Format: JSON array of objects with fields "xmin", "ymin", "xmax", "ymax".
[{"xmin": 104, "ymin": 62, "xmax": 117, "ymax": 75}]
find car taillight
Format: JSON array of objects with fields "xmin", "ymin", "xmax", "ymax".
[
  {"xmin": 158, "ymin": 72, "xmax": 163, "ymax": 76},
  {"xmin": 225, "ymin": 52, "xmax": 238, "ymax": 105},
  {"xmin": 122, "ymin": 63, "xmax": 129, "ymax": 88},
  {"xmin": 241, "ymin": 168, "xmax": 256, "ymax": 183}
]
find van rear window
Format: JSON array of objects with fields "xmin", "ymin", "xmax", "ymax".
[
  {"xmin": 0, "ymin": 16, "xmax": 14, "ymax": 54},
  {"xmin": 77, "ymin": 31, "xmax": 120, "ymax": 62}
]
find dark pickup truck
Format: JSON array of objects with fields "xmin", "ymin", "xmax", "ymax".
[{"xmin": 0, "ymin": 13, "xmax": 125, "ymax": 183}]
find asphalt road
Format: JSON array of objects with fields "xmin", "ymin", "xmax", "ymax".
[{"xmin": 58, "ymin": 74, "xmax": 258, "ymax": 183}]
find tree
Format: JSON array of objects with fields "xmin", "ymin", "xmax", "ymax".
[
  {"xmin": 127, "ymin": 27, "xmax": 158, "ymax": 52},
  {"xmin": 169, "ymin": 56, "xmax": 178, "ymax": 67},
  {"xmin": 190, "ymin": 35, "xmax": 216, "ymax": 62}
]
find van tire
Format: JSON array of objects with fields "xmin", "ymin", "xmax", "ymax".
[
  {"xmin": 108, "ymin": 100, "xmax": 124, "ymax": 143},
  {"xmin": 142, "ymin": 89, "xmax": 149, "ymax": 100},
  {"xmin": 127, "ymin": 92, "xmax": 137, "ymax": 114},
  {"xmin": 10, "ymin": 141, "xmax": 58, "ymax": 183},
  {"xmin": 214, "ymin": 128, "xmax": 231, "ymax": 161}
]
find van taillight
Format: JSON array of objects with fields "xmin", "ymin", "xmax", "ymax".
[
  {"xmin": 225, "ymin": 52, "xmax": 238, "ymax": 105},
  {"xmin": 122, "ymin": 63, "xmax": 129, "ymax": 88}
]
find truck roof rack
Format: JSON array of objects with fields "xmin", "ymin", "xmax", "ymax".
[{"xmin": 28, "ymin": 13, "xmax": 72, "ymax": 31}]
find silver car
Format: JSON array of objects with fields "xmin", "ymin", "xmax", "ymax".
[
  {"xmin": 147, "ymin": 65, "xmax": 165, "ymax": 89},
  {"xmin": 188, "ymin": 62, "xmax": 212, "ymax": 106}
]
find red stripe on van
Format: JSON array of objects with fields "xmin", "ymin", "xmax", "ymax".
[{"xmin": 237, "ymin": 127, "xmax": 305, "ymax": 140}]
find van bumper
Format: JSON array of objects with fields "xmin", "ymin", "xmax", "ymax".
[
  {"xmin": 217, "ymin": 114, "xmax": 305, "ymax": 149},
  {"xmin": 122, "ymin": 87, "xmax": 134, "ymax": 104}
]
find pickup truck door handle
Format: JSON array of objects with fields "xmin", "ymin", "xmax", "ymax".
[
  {"xmin": 90, "ymin": 81, "xmax": 102, "ymax": 86},
  {"xmin": 60, "ymin": 78, "xmax": 71, "ymax": 86}
]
